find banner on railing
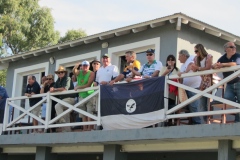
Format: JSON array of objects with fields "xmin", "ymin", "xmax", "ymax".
[{"xmin": 100, "ymin": 77, "xmax": 165, "ymax": 130}]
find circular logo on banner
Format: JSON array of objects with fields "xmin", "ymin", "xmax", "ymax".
[{"xmin": 126, "ymin": 99, "xmax": 136, "ymax": 113}]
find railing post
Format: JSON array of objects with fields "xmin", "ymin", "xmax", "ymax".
[
  {"xmin": 97, "ymin": 87, "xmax": 101, "ymax": 126},
  {"xmin": 2, "ymin": 98, "xmax": 9, "ymax": 132},
  {"xmin": 164, "ymin": 76, "xmax": 169, "ymax": 117},
  {"xmin": 45, "ymin": 92, "xmax": 52, "ymax": 131}
]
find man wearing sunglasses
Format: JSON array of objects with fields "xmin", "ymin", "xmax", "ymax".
[
  {"xmin": 212, "ymin": 42, "xmax": 240, "ymax": 122},
  {"xmin": 50, "ymin": 66, "xmax": 75, "ymax": 132},
  {"xmin": 131, "ymin": 49, "xmax": 162, "ymax": 78},
  {"xmin": 178, "ymin": 50, "xmax": 201, "ymax": 125}
]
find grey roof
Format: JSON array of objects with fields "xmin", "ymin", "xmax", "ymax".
[{"xmin": 1, "ymin": 12, "xmax": 240, "ymax": 64}]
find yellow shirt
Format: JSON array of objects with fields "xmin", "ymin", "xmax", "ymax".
[{"xmin": 123, "ymin": 60, "xmax": 141, "ymax": 78}]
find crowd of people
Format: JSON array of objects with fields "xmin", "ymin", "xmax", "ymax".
[{"xmin": 2, "ymin": 41, "xmax": 239, "ymax": 133}]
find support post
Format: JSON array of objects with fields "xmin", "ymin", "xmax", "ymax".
[
  {"xmin": 35, "ymin": 146, "xmax": 56, "ymax": 160},
  {"xmin": 218, "ymin": 140, "xmax": 236, "ymax": 160},
  {"xmin": 103, "ymin": 145, "xmax": 127, "ymax": 160},
  {"xmin": 0, "ymin": 148, "xmax": 8, "ymax": 160}
]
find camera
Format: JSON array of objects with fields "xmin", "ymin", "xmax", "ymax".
[{"xmin": 77, "ymin": 64, "xmax": 82, "ymax": 70}]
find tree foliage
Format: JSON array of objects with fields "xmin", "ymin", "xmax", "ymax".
[
  {"xmin": 0, "ymin": 0, "xmax": 60, "ymax": 55},
  {"xmin": 0, "ymin": 69, "xmax": 6, "ymax": 87},
  {"xmin": 59, "ymin": 29, "xmax": 87, "ymax": 43}
]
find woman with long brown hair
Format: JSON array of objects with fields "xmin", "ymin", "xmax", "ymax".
[{"xmin": 191, "ymin": 44, "xmax": 213, "ymax": 123}]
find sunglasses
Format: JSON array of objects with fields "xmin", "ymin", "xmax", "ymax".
[
  {"xmin": 46, "ymin": 78, "xmax": 53, "ymax": 80},
  {"xmin": 228, "ymin": 46, "xmax": 236, "ymax": 49},
  {"xmin": 57, "ymin": 71, "xmax": 65, "ymax": 74},
  {"xmin": 93, "ymin": 63, "xmax": 100, "ymax": 65},
  {"xmin": 146, "ymin": 54, "xmax": 153, "ymax": 56},
  {"xmin": 194, "ymin": 50, "xmax": 198, "ymax": 53}
]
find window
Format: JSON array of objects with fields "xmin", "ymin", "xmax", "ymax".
[
  {"xmin": 119, "ymin": 51, "xmax": 149, "ymax": 73},
  {"xmin": 108, "ymin": 37, "xmax": 160, "ymax": 72}
]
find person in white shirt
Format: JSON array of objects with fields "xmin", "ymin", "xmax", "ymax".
[
  {"xmin": 178, "ymin": 49, "xmax": 201, "ymax": 124},
  {"xmin": 131, "ymin": 49, "xmax": 162, "ymax": 78},
  {"xmin": 95, "ymin": 54, "xmax": 119, "ymax": 85}
]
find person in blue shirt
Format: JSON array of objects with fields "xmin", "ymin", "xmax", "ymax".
[
  {"xmin": 0, "ymin": 86, "xmax": 9, "ymax": 124},
  {"xmin": 212, "ymin": 42, "xmax": 240, "ymax": 122}
]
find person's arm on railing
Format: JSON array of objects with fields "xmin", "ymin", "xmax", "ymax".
[
  {"xmin": 50, "ymin": 78, "xmax": 70, "ymax": 93},
  {"xmin": 109, "ymin": 74, "xmax": 124, "ymax": 85},
  {"xmin": 74, "ymin": 72, "xmax": 94, "ymax": 90},
  {"xmin": 212, "ymin": 62, "xmax": 237, "ymax": 69},
  {"xmin": 178, "ymin": 62, "xmax": 193, "ymax": 77},
  {"xmin": 146, "ymin": 70, "xmax": 159, "ymax": 78},
  {"xmin": 50, "ymin": 87, "xmax": 66, "ymax": 92},
  {"xmin": 192, "ymin": 56, "xmax": 213, "ymax": 71},
  {"xmin": 130, "ymin": 68, "xmax": 141, "ymax": 76}
]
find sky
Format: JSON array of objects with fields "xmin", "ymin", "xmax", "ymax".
[{"xmin": 39, "ymin": 0, "xmax": 240, "ymax": 37}]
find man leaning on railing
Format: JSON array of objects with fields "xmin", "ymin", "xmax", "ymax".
[
  {"xmin": 25, "ymin": 75, "xmax": 42, "ymax": 133},
  {"xmin": 212, "ymin": 41, "xmax": 240, "ymax": 122},
  {"xmin": 50, "ymin": 66, "xmax": 75, "ymax": 132},
  {"xmin": 177, "ymin": 49, "xmax": 202, "ymax": 124}
]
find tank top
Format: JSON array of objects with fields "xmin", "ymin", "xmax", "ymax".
[{"xmin": 77, "ymin": 70, "xmax": 94, "ymax": 98}]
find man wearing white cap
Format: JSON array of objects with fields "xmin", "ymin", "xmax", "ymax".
[
  {"xmin": 73, "ymin": 60, "xmax": 95, "ymax": 131},
  {"xmin": 96, "ymin": 54, "xmax": 119, "ymax": 85}
]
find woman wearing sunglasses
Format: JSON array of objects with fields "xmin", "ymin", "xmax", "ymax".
[
  {"xmin": 160, "ymin": 55, "xmax": 179, "ymax": 107},
  {"xmin": 191, "ymin": 44, "xmax": 213, "ymax": 123},
  {"xmin": 40, "ymin": 74, "xmax": 57, "ymax": 132}
]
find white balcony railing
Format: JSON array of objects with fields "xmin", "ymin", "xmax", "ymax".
[
  {"xmin": 2, "ymin": 65, "xmax": 240, "ymax": 132},
  {"xmin": 165, "ymin": 65, "xmax": 240, "ymax": 120},
  {"xmin": 3, "ymin": 87, "xmax": 100, "ymax": 132}
]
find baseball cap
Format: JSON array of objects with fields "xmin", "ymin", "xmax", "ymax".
[
  {"xmin": 102, "ymin": 53, "xmax": 109, "ymax": 58},
  {"xmin": 82, "ymin": 60, "xmax": 90, "ymax": 66},
  {"xmin": 146, "ymin": 49, "xmax": 155, "ymax": 54},
  {"xmin": 92, "ymin": 59, "xmax": 101, "ymax": 63}
]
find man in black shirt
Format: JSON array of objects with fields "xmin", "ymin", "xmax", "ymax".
[
  {"xmin": 213, "ymin": 42, "xmax": 240, "ymax": 122},
  {"xmin": 25, "ymin": 75, "xmax": 41, "ymax": 132}
]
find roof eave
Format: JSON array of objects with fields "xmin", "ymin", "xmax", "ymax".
[{"xmin": 1, "ymin": 13, "xmax": 239, "ymax": 64}]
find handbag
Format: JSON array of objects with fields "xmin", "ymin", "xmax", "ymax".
[{"xmin": 178, "ymin": 87, "xmax": 188, "ymax": 103}]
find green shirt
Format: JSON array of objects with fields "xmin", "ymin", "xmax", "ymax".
[{"xmin": 77, "ymin": 70, "xmax": 94, "ymax": 98}]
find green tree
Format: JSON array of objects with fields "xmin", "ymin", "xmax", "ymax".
[
  {"xmin": 59, "ymin": 29, "xmax": 87, "ymax": 43},
  {"xmin": 0, "ymin": 0, "xmax": 60, "ymax": 55},
  {"xmin": 0, "ymin": 69, "xmax": 7, "ymax": 87}
]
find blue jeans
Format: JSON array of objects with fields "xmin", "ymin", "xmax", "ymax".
[
  {"xmin": 199, "ymin": 96, "xmax": 208, "ymax": 123},
  {"xmin": 224, "ymin": 82, "xmax": 240, "ymax": 122},
  {"xmin": 185, "ymin": 89, "xmax": 201, "ymax": 124}
]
